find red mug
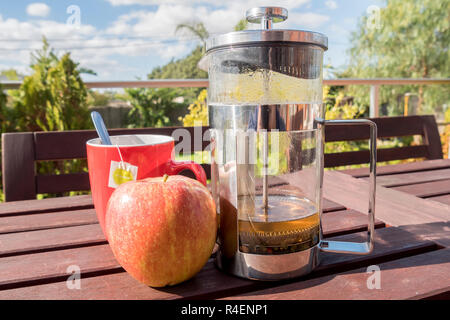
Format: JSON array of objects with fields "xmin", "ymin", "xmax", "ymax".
[{"xmin": 86, "ymin": 134, "xmax": 207, "ymax": 237}]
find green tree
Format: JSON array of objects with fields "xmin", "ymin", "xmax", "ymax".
[
  {"xmin": 125, "ymin": 22, "xmax": 210, "ymax": 127},
  {"xmin": 179, "ymin": 89, "xmax": 208, "ymax": 126},
  {"xmin": 234, "ymin": 18, "xmax": 248, "ymax": 31},
  {"xmin": 87, "ymin": 90, "xmax": 115, "ymax": 107},
  {"xmin": 0, "ymin": 83, "xmax": 12, "ymax": 201},
  {"xmin": 10, "ymin": 38, "xmax": 92, "ymax": 132},
  {"xmin": 0, "ymin": 84, "xmax": 8, "ymax": 131},
  {"xmin": 344, "ymin": 0, "xmax": 450, "ymax": 115},
  {"xmin": 148, "ymin": 46, "xmax": 207, "ymax": 80},
  {"xmin": 126, "ymin": 87, "xmax": 181, "ymax": 128},
  {"xmin": 146, "ymin": 46, "xmax": 207, "ymax": 105},
  {"xmin": 175, "ymin": 22, "xmax": 209, "ymax": 49},
  {"xmin": 1, "ymin": 39, "xmax": 93, "ymax": 200},
  {"xmin": 177, "ymin": 19, "xmax": 249, "ymax": 127},
  {"xmin": 127, "ymin": 19, "xmax": 249, "ymax": 128},
  {"xmin": 0, "ymin": 69, "xmax": 21, "ymax": 80}
]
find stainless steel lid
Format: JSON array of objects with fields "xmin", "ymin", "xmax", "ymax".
[{"xmin": 205, "ymin": 7, "xmax": 328, "ymax": 52}]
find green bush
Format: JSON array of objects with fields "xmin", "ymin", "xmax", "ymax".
[
  {"xmin": 87, "ymin": 90, "xmax": 115, "ymax": 107},
  {"xmin": 125, "ymin": 87, "xmax": 180, "ymax": 128},
  {"xmin": 9, "ymin": 39, "xmax": 91, "ymax": 132},
  {"xmin": 0, "ymin": 39, "xmax": 93, "ymax": 201},
  {"xmin": 0, "ymin": 83, "xmax": 7, "ymax": 127},
  {"xmin": 0, "ymin": 84, "xmax": 6, "ymax": 201},
  {"xmin": 138, "ymin": 46, "xmax": 208, "ymax": 127},
  {"xmin": 179, "ymin": 89, "xmax": 208, "ymax": 126},
  {"xmin": 442, "ymin": 108, "xmax": 450, "ymax": 158},
  {"xmin": 323, "ymin": 85, "xmax": 421, "ymax": 169},
  {"xmin": 323, "ymin": 85, "xmax": 370, "ymax": 166}
]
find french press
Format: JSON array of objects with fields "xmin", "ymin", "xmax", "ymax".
[{"xmin": 204, "ymin": 7, "xmax": 377, "ymax": 280}]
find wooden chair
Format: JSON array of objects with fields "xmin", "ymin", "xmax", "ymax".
[
  {"xmin": 1, "ymin": 115, "xmax": 443, "ymax": 202},
  {"xmin": 324, "ymin": 115, "xmax": 443, "ymax": 167},
  {"xmin": 2, "ymin": 126, "xmax": 210, "ymax": 202}
]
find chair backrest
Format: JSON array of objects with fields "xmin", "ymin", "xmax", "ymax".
[
  {"xmin": 324, "ymin": 115, "xmax": 443, "ymax": 167},
  {"xmin": 2, "ymin": 126, "xmax": 210, "ymax": 202},
  {"xmin": 2, "ymin": 115, "xmax": 443, "ymax": 201}
]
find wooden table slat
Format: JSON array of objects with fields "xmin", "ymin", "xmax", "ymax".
[
  {"xmin": 0, "ymin": 195, "xmax": 93, "ymax": 217},
  {"xmin": 0, "ymin": 226, "xmax": 437, "ymax": 298},
  {"xmin": 0, "ymin": 209, "xmax": 98, "ymax": 234},
  {"xmin": 0, "ymin": 244, "xmax": 118, "ymax": 289},
  {"xmin": 340, "ymin": 159, "xmax": 450, "ymax": 178},
  {"xmin": 322, "ymin": 199, "xmax": 345, "ymax": 212},
  {"xmin": 398, "ymin": 222, "xmax": 450, "ymax": 248},
  {"xmin": 428, "ymin": 194, "xmax": 450, "ymax": 206},
  {"xmin": 321, "ymin": 210, "xmax": 385, "ymax": 237},
  {"xmin": 0, "ymin": 224, "xmax": 106, "ymax": 257},
  {"xmin": 392, "ymin": 179, "xmax": 450, "ymax": 198},
  {"xmin": 0, "ymin": 209, "xmax": 383, "ymax": 261},
  {"xmin": 0, "ymin": 159, "xmax": 449, "ymax": 300},
  {"xmin": 323, "ymin": 171, "xmax": 450, "ymax": 226},
  {"xmin": 221, "ymin": 248, "xmax": 450, "ymax": 300},
  {"xmin": 364, "ymin": 168, "xmax": 450, "ymax": 188}
]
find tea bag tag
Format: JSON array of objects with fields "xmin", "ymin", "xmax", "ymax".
[{"xmin": 108, "ymin": 145, "xmax": 138, "ymax": 188}]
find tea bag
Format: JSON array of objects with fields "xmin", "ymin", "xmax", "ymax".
[{"xmin": 108, "ymin": 145, "xmax": 138, "ymax": 188}]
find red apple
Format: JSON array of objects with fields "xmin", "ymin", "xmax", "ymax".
[{"xmin": 105, "ymin": 175, "xmax": 217, "ymax": 287}]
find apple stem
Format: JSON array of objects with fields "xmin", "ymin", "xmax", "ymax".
[{"xmin": 163, "ymin": 174, "xmax": 169, "ymax": 182}]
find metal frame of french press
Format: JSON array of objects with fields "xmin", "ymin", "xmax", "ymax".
[{"xmin": 211, "ymin": 7, "xmax": 377, "ymax": 281}]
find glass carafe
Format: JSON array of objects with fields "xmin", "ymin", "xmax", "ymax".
[{"xmin": 205, "ymin": 7, "xmax": 377, "ymax": 280}]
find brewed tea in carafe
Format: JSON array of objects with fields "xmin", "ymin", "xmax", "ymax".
[{"xmin": 205, "ymin": 7, "xmax": 377, "ymax": 280}]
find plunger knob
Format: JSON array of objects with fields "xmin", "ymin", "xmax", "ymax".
[{"xmin": 245, "ymin": 7, "xmax": 288, "ymax": 30}]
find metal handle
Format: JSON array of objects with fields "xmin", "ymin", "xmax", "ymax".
[
  {"xmin": 317, "ymin": 118, "xmax": 377, "ymax": 254},
  {"xmin": 246, "ymin": 7, "xmax": 288, "ymax": 30}
]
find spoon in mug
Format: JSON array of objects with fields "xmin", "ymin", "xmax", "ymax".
[{"xmin": 91, "ymin": 111, "xmax": 112, "ymax": 145}]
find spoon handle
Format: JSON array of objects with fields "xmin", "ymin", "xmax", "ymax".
[{"xmin": 91, "ymin": 111, "xmax": 112, "ymax": 145}]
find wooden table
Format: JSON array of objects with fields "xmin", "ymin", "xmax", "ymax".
[{"xmin": 0, "ymin": 159, "xmax": 449, "ymax": 300}]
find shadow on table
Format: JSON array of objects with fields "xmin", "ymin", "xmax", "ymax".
[{"xmin": 155, "ymin": 222, "xmax": 449, "ymax": 299}]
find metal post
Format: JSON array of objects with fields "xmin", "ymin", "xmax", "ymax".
[
  {"xmin": 448, "ymin": 135, "xmax": 450, "ymax": 159},
  {"xmin": 370, "ymin": 85, "xmax": 380, "ymax": 118},
  {"xmin": 404, "ymin": 94, "xmax": 409, "ymax": 116}
]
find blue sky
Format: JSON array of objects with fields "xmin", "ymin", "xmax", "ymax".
[{"xmin": 0, "ymin": 0, "xmax": 385, "ymax": 81}]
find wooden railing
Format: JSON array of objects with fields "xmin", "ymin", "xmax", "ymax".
[{"xmin": 2, "ymin": 78, "xmax": 450, "ymax": 121}]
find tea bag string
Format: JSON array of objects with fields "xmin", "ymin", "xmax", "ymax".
[{"xmin": 116, "ymin": 145, "xmax": 126, "ymax": 169}]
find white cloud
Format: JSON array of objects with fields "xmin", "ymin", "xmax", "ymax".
[
  {"xmin": 105, "ymin": 1, "xmax": 317, "ymax": 39},
  {"xmin": 329, "ymin": 24, "xmax": 349, "ymax": 37},
  {"xmin": 107, "ymin": 0, "xmax": 194, "ymax": 4},
  {"xmin": 26, "ymin": 3, "xmax": 51, "ymax": 17},
  {"xmin": 325, "ymin": 0, "xmax": 338, "ymax": 10},
  {"xmin": 105, "ymin": 5, "xmax": 241, "ymax": 38},
  {"xmin": 1, "ymin": 1, "xmax": 330, "ymax": 80},
  {"xmin": 154, "ymin": 42, "xmax": 192, "ymax": 61},
  {"xmin": 0, "ymin": 12, "xmax": 193, "ymax": 79},
  {"xmin": 0, "ymin": 64, "xmax": 30, "ymax": 76},
  {"xmin": 0, "ymin": 14, "xmax": 101, "ymax": 74}
]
